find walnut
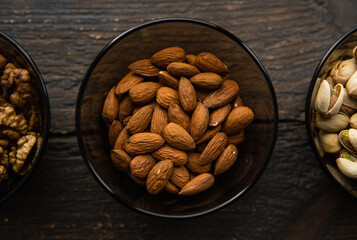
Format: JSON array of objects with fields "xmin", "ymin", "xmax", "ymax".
[
  {"xmin": 12, "ymin": 133, "xmax": 36, "ymax": 173},
  {"xmin": 0, "ymin": 54, "xmax": 7, "ymax": 73},
  {"xmin": 0, "ymin": 165, "xmax": 8, "ymax": 183},
  {"xmin": 1, "ymin": 63, "xmax": 31, "ymax": 109},
  {"xmin": 2, "ymin": 129, "xmax": 21, "ymax": 141},
  {"xmin": 0, "ymin": 105, "xmax": 28, "ymax": 134},
  {"xmin": 0, "ymin": 147, "xmax": 9, "ymax": 167}
]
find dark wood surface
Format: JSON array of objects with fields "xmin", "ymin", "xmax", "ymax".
[{"xmin": 1, "ymin": 0, "xmax": 357, "ymax": 239}]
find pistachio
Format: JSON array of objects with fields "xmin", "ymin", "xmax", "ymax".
[
  {"xmin": 346, "ymin": 70, "xmax": 357, "ymax": 98},
  {"xmin": 319, "ymin": 131, "xmax": 341, "ymax": 154},
  {"xmin": 336, "ymin": 156, "xmax": 357, "ymax": 179},
  {"xmin": 339, "ymin": 130, "xmax": 357, "ymax": 155},
  {"xmin": 348, "ymin": 128, "xmax": 357, "ymax": 151},
  {"xmin": 353, "ymin": 46, "xmax": 357, "ymax": 62},
  {"xmin": 315, "ymin": 80, "xmax": 344, "ymax": 116},
  {"xmin": 350, "ymin": 113, "xmax": 357, "ymax": 128},
  {"xmin": 331, "ymin": 59, "xmax": 357, "ymax": 85},
  {"xmin": 315, "ymin": 112, "xmax": 349, "ymax": 132}
]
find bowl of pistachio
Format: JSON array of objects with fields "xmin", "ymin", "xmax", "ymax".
[
  {"xmin": 306, "ymin": 27, "xmax": 357, "ymax": 197},
  {"xmin": 0, "ymin": 32, "xmax": 50, "ymax": 203}
]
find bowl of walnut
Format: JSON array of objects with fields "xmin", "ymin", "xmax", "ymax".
[
  {"xmin": 0, "ymin": 32, "xmax": 50, "ymax": 203},
  {"xmin": 76, "ymin": 18, "xmax": 278, "ymax": 218}
]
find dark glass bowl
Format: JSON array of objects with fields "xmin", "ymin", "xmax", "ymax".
[
  {"xmin": 306, "ymin": 27, "xmax": 357, "ymax": 198},
  {"xmin": 76, "ymin": 18, "xmax": 278, "ymax": 218},
  {"xmin": 0, "ymin": 32, "xmax": 50, "ymax": 203}
]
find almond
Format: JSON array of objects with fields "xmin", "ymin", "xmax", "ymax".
[
  {"xmin": 127, "ymin": 104, "xmax": 154, "ymax": 134},
  {"xmin": 232, "ymin": 95, "xmax": 243, "ymax": 108},
  {"xmin": 178, "ymin": 173, "xmax": 214, "ymax": 196},
  {"xmin": 115, "ymin": 71, "xmax": 144, "ymax": 95},
  {"xmin": 190, "ymin": 72, "xmax": 223, "ymax": 89},
  {"xmin": 168, "ymin": 103, "xmax": 190, "ymax": 132},
  {"xmin": 196, "ymin": 88, "xmax": 210, "ymax": 103},
  {"xmin": 200, "ymin": 132, "xmax": 227, "ymax": 165},
  {"xmin": 156, "ymin": 87, "xmax": 179, "ymax": 108},
  {"xmin": 118, "ymin": 95, "xmax": 134, "ymax": 121},
  {"xmin": 178, "ymin": 76, "xmax": 197, "ymax": 112},
  {"xmin": 222, "ymin": 106, "xmax": 254, "ymax": 135},
  {"xmin": 111, "ymin": 149, "xmax": 131, "ymax": 172},
  {"xmin": 227, "ymin": 130, "xmax": 245, "ymax": 145},
  {"xmin": 158, "ymin": 71, "xmax": 179, "ymax": 89},
  {"xmin": 195, "ymin": 125, "xmax": 221, "ymax": 145},
  {"xmin": 129, "ymin": 174, "xmax": 146, "ymax": 186},
  {"xmin": 130, "ymin": 155, "xmax": 156, "ymax": 178},
  {"xmin": 163, "ymin": 122, "xmax": 196, "ymax": 151},
  {"xmin": 128, "ymin": 59, "xmax": 161, "ymax": 77},
  {"xmin": 167, "ymin": 62, "xmax": 200, "ymax": 77},
  {"xmin": 190, "ymin": 103, "xmax": 209, "ymax": 141},
  {"xmin": 170, "ymin": 166, "xmax": 190, "ymax": 188},
  {"xmin": 151, "ymin": 47, "xmax": 186, "ymax": 68},
  {"xmin": 114, "ymin": 127, "xmax": 130, "ymax": 150},
  {"xmin": 146, "ymin": 160, "xmax": 173, "ymax": 195},
  {"xmin": 152, "ymin": 144, "xmax": 187, "ymax": 166},
  {"xmin": 165, "ymin": 181, "xmax": 180, "ymax": 194},
  {"xmin": 129, "ymin": 82, "xmax": 161, "ymax": 105},
  {"xmin": 186, "ymin": 153, "xmax": 211, "ymax": 174},
  {"xmin": 203, "ymin": 80, "xmax": 240, "ymax": 109},
  {"xmin": 122, "ymin": 116, "xmax": 131, "ymax": 126},
  {"xmin": 214, "ymin": 144, "xmax": 238, "ymax": 175},
  {"xmin": 102, "ymin": 87, "xmax": 119, "ymax": 123},
  {"xmin": 125, "ymin": 132, "xmax": 165, "ymax": 154},
  {"xmin": 150, "ymin": 104, "xmax": 168, "ymax": 137},
  {"xmin": 186, "ymin": 54, "xmax": 197, "ymax": 65},
  {"xmin": 194, "ymin": 52, "xmax": 229, "ymax": 75},
  {"xmin": 209, "ymin": 104, "xmax": 231, "ymax": 127},
  {"xmin": 108, "ymin": 120, "xmax": 123, "ymax": 147}
]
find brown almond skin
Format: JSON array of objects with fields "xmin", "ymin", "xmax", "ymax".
[
  {"xmin": 167, "ymin": 62, "xmax": 200, "ymax": 78},
  {"xmin": 209, "ymin": 104, "xmax": 232, "ymax": 127},
  {"xmin": 122, "ymin": 116, "xmax": 131, "ymax": 126},
  {"xmin": 125, "ymin": 132, "xmax": 165, "ymax": 155},
  {"xmin": 178, "ymin": 76, "xmax": 197, "ymax": 112},
  {"xmin": 146, "ymin": 160, "xmax": 174, "ymax": 195},
  {"xmin": 168, "ymin": 103, "xmax": 190, "ymax": 132},
  {"xmin": 115, "ymin": 71, "xmax": 144, "ymax": 95},
  {"xmin": 102, "ymin": 87, "xmax": 119, "ymax": 123},
  {"xmin": 152, "ymin": 144, "xmax": 187, "ymax": 166},
  {"xmin": 178, "ymin": 173, "xmax": 214, "ymax": 196},
  {"xmin": 128, "ymin": 59, "xmax": 161, "ymax": 77},
  {"xmin": 151, "ymin": 47, "xmax": 186, "ymax": 68},
  {"xmin": 190, "ymin": 103, "xmax": 209, "ymax": 141},
  {"xmin": 227, "ymin": 130, "xmax": 245, "ymax": 145},
  {"xmin": 194, "ymin": 52, "xmax": 229, "ymax": 75},
  {"xmin": 196, "ymin": 88, "xmax": 210, "ymax": 103},
  {"xmin": 165, "ymin": 181, "xmax": 180, "ymax": 194},
  {"xmin": 200, "ymin": 132, "xmax": 227, "ymax": 165},
  {"xmin": 203, "ymin": 80, "xmax": 240, "ymax": 109},
  {"xmin": 186, "ymin": 153, "xmax": 211, "ymax": 174},
  {"xmin": 158, "ymin": 71, "xmax": 179, "ymax": 89},
  {"xmin": 186, "ymin": 54, "xmax": 197, "ymax": 65},
  {"xmin": 222, "ymin": 106, "xmax": 254, "ymax": 135},
  {"xmin": 129, "ymin": 174, "xmax": 146, "ymax": 186},
  {"xmin": 130, "ymin": 155, "xmax": 156, "ymax": 178},
  {"xmin": 170, "ymin": 166, "xmax": 190, "ymax": 188},
  {"xmin": 114, "ymin": 127, "xmax": 130, "ymax": 150},
  {"xmin": 111, "ymin": 149, "xmax": 131, "ymax": 172},
  {"xmin": 129, "ymin": 82, "xmax": 161, "ymax": 105},
  {"xmin": 127, "ymin": 104, "xmax": 154, "ymax": 134},
  {"xmin": 163, "ymin": 122, "xmax": 196, "ymax": 151},
  {"xmin": 156, "ymin": 87, "xmax": 180, "ymax": 108},
  {"xmin": 108, "ymin": 120, "xmax": 123, "ymax": 147},
  {"xmin": 190, "ymin": 72, "xmax": 223, "ymax": 89},
  {"xmin": 118, "ymin": 95, "xmax": 134, "ymax": 121},
  {"xmin": 150, "ymin": 104, "xmax": 168, "ymax": 137},
  {"xmin": 195, "ymin": 125, "xmax": 221, "ymax": 145},
  {"xmin": 232, "ymin": 95, "xmax": 243, "ymax": 108},
  {"xmin": 214, "ymin": 144, "xmax": 238, "ymax": 175}
]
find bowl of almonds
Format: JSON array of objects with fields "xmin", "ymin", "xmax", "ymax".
[
  {"xmin": 0, "ymin": 32, "xmax": 50, "ymax": 203},
  {"xmin": 76, "ymin": 18, "xmax": 278, "ymax": 217},
  {"xmin": 306, "ymin": 27, "xmax": 357, "ymax": 198}
]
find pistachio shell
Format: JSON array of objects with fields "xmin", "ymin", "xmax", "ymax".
[
  {"xmin": 315, "ymin": 112, "xmax": 349, "ymax": 132},
  {"xmin": 348, "ymin": 128, "xmax": 357, "ymax": 151},
  {"xmin": 353, "ymin": 46, "xmax": 357, "ymax": 62},
  {"xmin": 315, "ymin": 80, "xmax": 330, "ymax": 115},
  {"xmin": 346, "ymin": 70, "xmax": 357, "ymax": 98},
  {"xmin": 327, "ymin": 83, "xmax": 344, "ymax": 116},
  {"xmin": 339, "ymin": 150, "xmax": 357, "ymax": 161},
  {"xmin": 336, "ymin": 157, "xmax": 357, "ymax": 179},
  {"xmin": 339, "ymin": 130, "xmax": 357, "ymax": 155},
  {"xmin": 342, "ymin": 88, "xmax": 357, "ymax": 111},
  {"xmin": 319, "ymin": 131, "xmax": 341, "ymax": 154},
  {"xmin": 331, "ymin": 59, "xmax": 357, "ymax": 85},
  {"xmin": 350, "ymin": 113, "xmax": 357, "ymax": 128}
]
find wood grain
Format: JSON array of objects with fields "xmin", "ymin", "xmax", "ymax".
[{"xmin": 0, "ymin": 0, "xmax": 357, "ymax": 239}]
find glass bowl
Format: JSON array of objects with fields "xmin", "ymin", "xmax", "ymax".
[
  {"xmin": 306, "ymin": 27, "xmax": 357, "ymax": 198},
  {"xmin": 0, "ymin": 32, "xmax": 51, "ymax": 203},
  {"xmin": 76, "ymin": 18, "xmax": 278, "ymax": 218}
]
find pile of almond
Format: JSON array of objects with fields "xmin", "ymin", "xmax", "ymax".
[{"xmin": 102, "ymin": 47, "xmax": 254, "ymax": 196}]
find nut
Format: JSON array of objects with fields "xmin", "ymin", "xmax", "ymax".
[
  {"xmin": 111, "ymin": 149, "xmax": 131, "ymax": 172},
  {"xmin": 168, "ymin": 103, "xmax": 191, "ymax": 132},
  {"xmin": 203, "ymin": 80, "xmax": 240, "ymax": 109},
  {"xmin": 222, "ymin": 106, "xmax": 254, "ymax": 135},
  {"xmin": 102, "ymin": 87, "xmax": 119, "ymax": 123},
  {"xmin": 178, "ymin": 173, "xmax": 215, "ymax": 196},
  {"xmin": 152, "ymin": 144, "xmax": 187, "ymax": 166},
  {"xmin": 190, "ymin": 72, "xmax": 223, "ymax": 89},
  {"xmin": 108, "ymin": 120, "xmax": 123, "ymax": 147},
  {"xmin": 128, "ymin": 59, "xmax": 161, "ymax": 77},
  {"xmin": 118, "ymin": 95, "xmax": 134, "ymax": 121},
  {"xmin": 126, "ymin": 104, "xmax": 154, "ymax": 134},
  {"xmin": 195, "ymin": 125, "xmax": 221, "ymax": 145},
  {"xmin": 129, "ymin": 82, "xmax": 161, "ymax": 105},
  {"xmin": 178, "ymin": 76, "xmax": 197, "ymax": 112},
  {"xmin": 130, "ymin": 155, "xmax": 156, "ymax": 178},
  {"xmin": 190, "ymin": 103, "xmax": 209, "ymax": 141},
  {"xmin": 115, "ymin": 71, "xmax": 144, "ymax": 95},
  {"xmin": 209, "ymin": 103, "xmax": 231, "ymax": 127},
  {"xmin": 163, "ymin": 122, "xmax": 196, "ymax": 151},
  {"xmin": 167, "ymin": 62, "xmax": 200, "ymax": 77},
  {"xmin": 194, "ymin": 52, "xmax": 229, "ymax": 75},
  {"xmin": 156, "ymin": 87, "xmax": 180, "ymax": 109},
  {"xmin": 125, "ymin": 132, "xmax": 165, "ymax": 155},
  {"xmin": 146, "ymin": 160, "xmax": 173, "ymax": 195},
  {"xmin": 170, "ymin": 165, "xmax": 190, "ymax": 188},
  {"xmin": 214, "ymin": 144, "xmax": 238, "ymax": 175},
  {"xmin": 150, "ymin": 104, "xmax": 168, "ymax": 137},
  {"xmin": 151, "ymin": 47, "xmax": 186, "ymax": 68},
  {"xmin": 158, "ymin": 71, "xmax": 179, "ymax": 89},
  {"xmin": 185, "ymin": 153, "xmax": 211, "ymax": 174},
  {"xmin": 200, "ymin": 132, "xmax": 227, "ymax": 165}
]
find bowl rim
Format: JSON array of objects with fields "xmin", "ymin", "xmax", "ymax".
[
  {"xmin": 76, "ymin": 17, "xmax": 279, "ymax": 218},
  {"xmin": 305, "ymin": 26, "xmax": 357, "ymax": 198},
  {"xmin": 0, "ymin": 31, "xmax": 51, "ymax": 204}
]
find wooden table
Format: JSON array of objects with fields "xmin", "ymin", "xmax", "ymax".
[{"xmin": 1, "ymin": 0, "xmax": 357, "ymax": 239}]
